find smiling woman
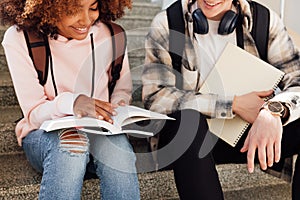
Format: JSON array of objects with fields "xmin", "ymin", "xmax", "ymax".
[
  {"xmin": 56, "ymin": 0, "xmax": 100, "ymax": 40},
  {"xmin": 0, "ymin": 0, "xmax": 140, "ymax": 199}
]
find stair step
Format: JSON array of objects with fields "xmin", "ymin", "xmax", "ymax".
[
  {"xmin": 0, "ymin": 106, "xmax": 22, "ymax": 123},
  {"xmin": 117, "ymin": 15, "xmax": 154, "ymax": 30},
  {"xmin": 0, "ymin": 153, "xmax": 291, "ymax": 199},
  {"xmin": 0, "ymin": 124, "xmax": 23, "ymax": 155},
  {"xmin": 0, "ymin": 55, "xmax": 6, "ymax": 72},
  {"xmin": 0, "ymin": 106, "xmax": 23, "ymax": 154},
  {"xmin": 125, "ymin": 2, "xmax": 161, "ymax": 17},
  {"xmin": 0, "ymin": 71, "xmax": 18, "ymax": 107},
  {"xmin": 126, "ymin": 29, "xmax": 148, "ymax": 52},
  {"xmin": 0, "ymin": 26, "xmax": 8, "ymax": 72}
]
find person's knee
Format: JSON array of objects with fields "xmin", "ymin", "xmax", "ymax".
[
  {"xmin": 58, "ymin": 128, "xmax": 89, "ymax": 154},
  {"xmin": 92, "ymin": 135, "xmax": 137, "ymax": 173},
  {"xmin": 170, "ymin": 109, "xmax": 207, "ymax": 133}
]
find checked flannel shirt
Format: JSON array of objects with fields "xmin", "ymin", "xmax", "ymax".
[{"xmin": 142, "ymin": 0, "xmax": 300, "ymax": 181}]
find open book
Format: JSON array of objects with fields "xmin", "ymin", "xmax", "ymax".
[
  {"xmin": 200, "ymin": 43, "xmax": 285, "ymax": 147},
  {"xmin": 40, "ymin": 105, "xmax": 174, "ymax": 136}
]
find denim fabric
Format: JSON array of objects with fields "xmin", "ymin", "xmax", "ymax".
[{"xmin": 22, "ymin": 129, "xmax": 140, "ymax": 200}]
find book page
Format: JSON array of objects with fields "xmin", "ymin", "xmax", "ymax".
[
  {"xmin": 40, "ymin": 116, "xmax": 120, "ymax": 133},
  {"xmin": 113, "ymin": 105, "xmax": 174, "ymax": 128},
  {"xmin": 40, "ymin": 105, "xmax": 173, "ymax": 136},
  {"xmin": 79, "ymin": 127, "xmax": 154, "ymax": 136}
]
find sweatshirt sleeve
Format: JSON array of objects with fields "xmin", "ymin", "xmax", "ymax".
[
  {"xmin": 2, "ymin": 26, "xmax": 80, "ymax": 129},
  {"xmin": 267, "ymin": 10, "xmax": 300, "ymax": 125}
]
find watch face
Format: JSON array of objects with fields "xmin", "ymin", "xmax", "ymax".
[{"xmin": 268, "ymin": 101, "xmax": 283, "ymax": 113}]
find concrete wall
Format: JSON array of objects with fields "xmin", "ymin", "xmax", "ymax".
[
  {"xmin": 256, "ymin": 0, "xmax": 300, "ymax": 34},
  {"xmin": 284, "ymin": 0, "xmax": 300, "ymax": 34}
]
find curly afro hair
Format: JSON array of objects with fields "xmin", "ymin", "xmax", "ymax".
[{"xmin": 0, "ymin": 0, "xmax": 132, "ymax": 38}]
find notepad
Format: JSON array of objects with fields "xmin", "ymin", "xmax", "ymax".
[{"xmin": 199, "ymin": 43, "xmax": 285, "ymax": 147}]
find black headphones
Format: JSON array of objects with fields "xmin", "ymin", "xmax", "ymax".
[{"xmin": 191, "ymin": 2, "xmax": 241, "ymax": 35}]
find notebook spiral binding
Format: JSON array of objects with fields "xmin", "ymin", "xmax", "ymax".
[
  {"xmin": 233, "ymin": 73, "xmax": 284, "ymax": 146},
  {"xmin": 233, "ymin": 122, "xmax": 249, "ymax": 146},
  {"xmin": 272, "ymin": 74, "xmax": 284, "ymax": 91},
  {"xmin": 261, "ymin": 74, "xmax": 284, "ymax": 102}
]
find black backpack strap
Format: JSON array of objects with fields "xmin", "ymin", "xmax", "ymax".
[
  {"xmin": 167, "ymin": 0, "xmax": 185, "ymax": 89},
  {"xmin": 250, "ymin": 1, "xmax": 270, "ymax": 62},
  {"xmin": 235, "ymin": 1, "xmax": 270, "ymax": 63},
  {"xmin": 16, "ymin": 31, "xmax": 50, "ymax": 123},
  {"xmin": 236, "ymin": 4, "xmax": 245, "ymax": 50},
  {"xmin": 104, "ymin": 22, "xmax": 127, "ymax": 98},
  {"xmin": 23, "ymin": 31, "xmax": 50, "ymax": 86}
]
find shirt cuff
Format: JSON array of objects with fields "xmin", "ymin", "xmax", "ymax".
[
  {"xmin": 215, "ymin": 97, "xmax": 235, "ymax": 119},
  {"xmin": 271, "ymin": 91, "xmax": 300, "ymax": 125}
]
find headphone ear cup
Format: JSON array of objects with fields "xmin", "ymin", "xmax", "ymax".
[
  {"xmin": 192, "ymin": 9, "xmax": 209, "ymax": 34},
  {"xmin": 218, "ymin": 10, "xmax": 239, "ymax": 35}
]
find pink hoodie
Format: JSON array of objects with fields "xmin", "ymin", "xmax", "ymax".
[{"xmin": 2, "ymin": 22, "xmax": 132, "ymax": 145}]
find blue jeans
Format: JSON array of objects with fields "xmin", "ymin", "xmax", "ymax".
[{"xmin": 22, "ymin": 129, "xmax": 140, "ymax": 200}]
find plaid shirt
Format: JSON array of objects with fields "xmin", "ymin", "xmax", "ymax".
[{"xmin": 142, "ymin": 0, "xmax": 300, "ymax": 181}]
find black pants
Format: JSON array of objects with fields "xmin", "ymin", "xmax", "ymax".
[{"xmin": 156, "ymin": 109, "xmax": 300, "ymax": 200}]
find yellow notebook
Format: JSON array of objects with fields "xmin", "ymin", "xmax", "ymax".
[{"xmin": 200, "ymin": 43, "xmax": 284, "ymax": 147}]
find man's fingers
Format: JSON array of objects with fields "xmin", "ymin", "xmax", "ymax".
[
  {"xmin": 247, "ymin": 144, "xmax": 256, "ymax": 173},
  {"xmin": 274, "ymin": 139, "xmax": 281, "ymax": 163},
  {"xmin": 258, "ymin": 144, "xmax": 267, "ymax": 170},
  {"xmin": 255, "ymin": 90, "xmax": 274, "ymax": 98},
  {"xmin": 240, "ymin": 134, "xmax": 250, "ymax": 153},
  {"xmin": 267, "ymin": 143, "xmax": 274, "ymax": 167}
]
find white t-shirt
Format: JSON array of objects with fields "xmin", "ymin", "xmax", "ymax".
[{"xmin": 191, "ymin": 3, "xmax": 237, "ymax": 83}]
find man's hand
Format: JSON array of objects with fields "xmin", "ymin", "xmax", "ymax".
[
  {"xmin": 233, "ymin": 90, "xmax": 273, "ymax": 123},
  {"xmin": 73, "ymin": 95, "xmax": 118, "ymax": 123},
  {"xmin": 240, "ymin": 109, "xmax": 283, "ymax": 173}
]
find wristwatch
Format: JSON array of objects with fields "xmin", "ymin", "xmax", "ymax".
[{"xmin": 261, "ymin": 101, "xmax": 285, "ymax": 117}]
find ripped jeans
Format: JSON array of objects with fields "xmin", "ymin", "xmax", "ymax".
[{"xmin": 22, "ymin": 129, "xmax": 140, "ymax": 200}]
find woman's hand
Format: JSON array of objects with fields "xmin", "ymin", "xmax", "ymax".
[
  {"xmin": 73, "ymin": 95, "xmax": 118, "ymax": 123},
  {"xmin": 117, "ymin": 99, "xmax": 127, "ymax": 106},
  {"xmin": 232, "ymin": 90, "xmax": 273, "ymax": 123}
]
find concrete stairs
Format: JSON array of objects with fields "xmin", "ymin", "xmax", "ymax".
[{"xmin": 0, "ymin": 0, "xmax": 293, "ymax": 199}]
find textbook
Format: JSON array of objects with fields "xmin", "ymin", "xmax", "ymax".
[
  {"xmin": 40, "ymin": 105, "xmax": 174, "ymax": 136},
  {"xmin": 200, "ymin": 43, "xmax": 285, "ymax": 147}
]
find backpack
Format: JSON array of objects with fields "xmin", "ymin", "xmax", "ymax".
[
  {"xmin": 167, "ymin": 0, "xmax": 270, "ymax": 88},
  {"xmin": 23, "ymin": 21, "xmax": 127, "ymax": 98}
]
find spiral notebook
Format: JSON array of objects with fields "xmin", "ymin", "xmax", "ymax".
[{"xmin": 200, "ymin": 43, "xmax": 285, "ymax": 147}]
